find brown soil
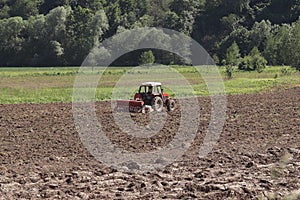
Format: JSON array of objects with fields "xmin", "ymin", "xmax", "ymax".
[{"xmin": 0, "ymin": 87, "xmax": 299, "ymax": 199}]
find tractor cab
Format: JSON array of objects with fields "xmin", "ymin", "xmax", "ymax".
[
  {"xmin": 138, "ymin": 82, "xmax": 163, "ymax": 94},
  {"xmin": 135, "ymin": 82, "xmax": 163, "ymax": 104}
]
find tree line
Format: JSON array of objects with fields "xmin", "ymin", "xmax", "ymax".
[{"xmin": 0, "ymin": 0, "xmax": 299, "ymax": 70}]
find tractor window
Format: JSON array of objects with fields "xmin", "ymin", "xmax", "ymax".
[
  {"xmin": 156, "ymin": 86, "xmax": 161, "ymax": 93},
  {"xmin": 139, "ymin": 86, "xmax": 146, "ymax": 93}
]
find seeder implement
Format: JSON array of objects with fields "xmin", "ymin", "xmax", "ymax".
[{"xmin": 116, "ymin": 100, "xmax": 144, "ymax": 113}]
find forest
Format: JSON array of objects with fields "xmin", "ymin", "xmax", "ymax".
[{"xmin": 0, "ymin": 0, "xmax": 299, "ymax": 69}]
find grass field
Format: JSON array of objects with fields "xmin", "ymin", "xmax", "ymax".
[{"xmin": 0, "ymin": 66, "xmax": 299, "ymax": 104}]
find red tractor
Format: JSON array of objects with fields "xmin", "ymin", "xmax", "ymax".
[{"xmin": 116, "ymin": 82, "xmax": 176, "ymax": 113}]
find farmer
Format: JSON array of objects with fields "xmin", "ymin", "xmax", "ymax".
[{"xmin": 148, "ymin": 86, "xmax": 153, "ymax": 94}]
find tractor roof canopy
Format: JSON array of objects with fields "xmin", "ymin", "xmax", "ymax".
[{"xmin": 141, "ymin": 82, "xmax": 162, "ymax": 87}]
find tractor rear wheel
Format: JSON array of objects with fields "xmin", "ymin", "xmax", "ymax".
[
  {"xmin": 167, "ymin": 99, "xmax": 176, "ymax": 111},
  {"xmin": 152, "ymin": 96, "xmax": 163, "ymax": 112}
]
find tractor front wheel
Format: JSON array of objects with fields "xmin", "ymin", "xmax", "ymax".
[
  {"xmin": 167, "ymin": 99, "xmax": 176, "ymax": 111},
  {"xmin": 152, "ymin": 96, "xmax": 163, "ymax": 112}
]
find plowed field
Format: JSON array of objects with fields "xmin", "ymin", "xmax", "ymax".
[{"xmin": 0, "ymin": 87, "xmax": 299, "ymax": 199}]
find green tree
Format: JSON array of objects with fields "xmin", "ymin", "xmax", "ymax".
[
  {"xmin": 213, "ymin": 54, "xmax": 220, "ymax": 65},
  {"xmin": 239, "ymin": 46, "xmax": 267, "ymax": 72},
  {"xmin": 147, "ymin": 0, "xmax": 170, "ymax": 26},
  {"xmin": 250, "ymin": 47, "xmax": 267, "ymax": 73},
  {"xmin": 238, "ymin": 55, "xmax": 253, "ymax": 71},
  {"xmin": 218, "ymin": 26, "xmax": 251, "ymax": 58},
  {"xmin": 105, "ymin": 1, "xmax": 122, "ymax": 35},
  {"xmin": 264, "ymin": 24, "xmax": 292, "ymax": 66},
  {"xmin": 23, "ymin": 14, "xmax": 47, "ymax": 65},
  {"xmin": 64, "ymin": 6, "xmax": 94, "ymax": 64},
  {"xmin": 87, "ymin": 0, "xmax": 107, "ymax": 11},
  {"xmin": 220, "ymin": 13, "xmax": 240, "ymax": 31},
  {"xmin": 46, "ymin": 6, "xmax": 67, "ymax": 39},
  {"xmin": 225, "ymin": 65, "xmax": 234, "ymax": 79},
  {"xmin": 140, "ymin": 50, "xmax": 155, "ymax": 65},
  {"xmin": 105, "ymin": 0, "xmax": 149, "ymax": 35},
  {"xmin": 225, "ymin": 42, "xmax": 241, "ymax": 66},
  {"xmin": 64, "ymin": 6, "xmax": 108, "ymax": 65},
  {"xmin": 164, "ymin": 11, "xmax": 180, "ymax": 30},
  {"xmin": 0, "ymin": 4, "xmax": 10, "ymax": 19},
  {"xmin": 43, "ymin": 6, "xmax": 67, "ymax": 65},
  {"xmin": 290, "ymin": 17, "xmax": 300, "ymax": 70},
  {"xmin": 263, "ymin": 26, "xmax": 279, "ymax": 66},
  {"xmin": 224, "ymin": 41, "xmax": 241, "ymax": 79},
  {"xmin": 132, "ymin": 14, "xmax": 154, "ymax": 28},
  {"xmin": 0, "ymin": 17, "xmax": 25, "ymax": 66},
  {"xmin": 250, "ymin": 20, "xmax": 272, "ymax": 51},
  {"xmin": 10, "ymin": 0, "xmax": 43, "ymax": 19},
  {"xmin": 169, "ymin": 0, "xmax": 205, "ymax": 35},
  {"xmin": 89, "ymin": 10, "xmax": 109, "ymax": 45}
]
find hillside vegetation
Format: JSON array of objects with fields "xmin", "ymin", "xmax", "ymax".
[{"xmin": 0, "ymin": 0, "xmax": 299, "ymax": 69}]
